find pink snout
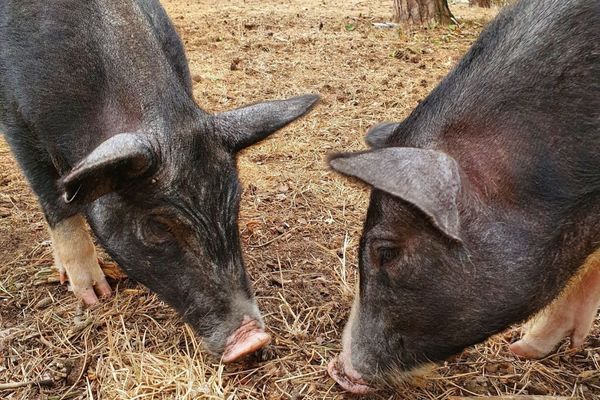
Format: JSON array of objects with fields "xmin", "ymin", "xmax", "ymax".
[
  {"xmin": 327, "ymin": 352, "xmax": 374, "ymax": 394},
  {"xmin": 221, "ymin": 316, "xmax": 271, "ymax": 363}
]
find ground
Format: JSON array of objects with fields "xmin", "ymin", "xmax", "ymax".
[{"xmin": 0, "ymin": 0, "xmax": 598, "ymax": 399}]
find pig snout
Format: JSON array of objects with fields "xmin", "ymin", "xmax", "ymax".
[
  {"xmin": 328, "ymin": 300, "xmax": 375, "ymax": 394},
  {"xmin": 328, "ymin": 352, "xmax": 374, "ymax": 394},
  {"xmin": 184, "ymin": 293, "xmax": 270, "ymax": 362},
  {"xmin": 221, "ymin": 316, "xmax": 271, "ymax": 363}
]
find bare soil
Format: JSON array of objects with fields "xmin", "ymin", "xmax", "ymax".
[{"xmin": 0, "ymin": 1, "xmax": 598, "ymax": 399}]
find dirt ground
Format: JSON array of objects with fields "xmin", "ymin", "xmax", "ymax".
[{"xmin": 0, "ymin": 0, "xmax": 598, "ymax": 399}]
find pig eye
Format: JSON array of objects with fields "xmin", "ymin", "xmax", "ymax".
[
  {"xmin": 376, "ymin": 246, "xmax": 400, "ymax": 267},
  {"xmin": 143, "ymin": 215, "xmax": 174, "ymax": 244}
]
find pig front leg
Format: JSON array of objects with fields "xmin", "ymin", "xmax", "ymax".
[
  {"xmin": 510, "ymin": 249, "xmax": 600, "ymax": 359},
  {"xmin": 50, "ymin": 215, "xmax": 112, "ymax": 305},
  {"xmin": 3, "ymin": 124, "xmax": 112, "ymax": 305}
]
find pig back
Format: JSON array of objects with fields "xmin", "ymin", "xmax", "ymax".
[{"xmin": 0, "ymin": 0, "xmax": 193, "ymax": 166}]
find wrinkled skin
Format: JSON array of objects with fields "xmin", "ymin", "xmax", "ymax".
[
  {"xmin": 85, "ymin": 129, "xmax": 264, "ymax": 354},
  {"xmin": 329, "ymin": 0, "xmax": 599, "ymax": 392},
  {"xmin": 0, "ymin": 0, "xmax": 318, "ymax": 359}
]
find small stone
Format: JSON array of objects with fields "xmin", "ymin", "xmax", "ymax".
[
  {"xmin": 230, "ymin": 57, "xmax": 243, "ymax": 71},
  {"xmin": 39, "ymin": 372, "xmax": 54, "ymax": 387},
  {"xmin": 485, "ymin": 363, "xmax": 499, "ymax": 373},
  {"xmin": 35, "ymin": 297, "xmax": 53, "ymax": 309},
  {"xmin": 579, "ymin": 370, "xmax": 598, "ymax": 380},
  {"xmin": 528, "ymin": 383, "xmax": 549, "ymax": 395},
  {"xmin": 580, "ymin": 384, "xmax": 590, "ymax": 392},
  {"xmin": 464, "ymin": 379, "xmax": 485, "ymax": 394}
]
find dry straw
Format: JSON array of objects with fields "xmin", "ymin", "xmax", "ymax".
[{"xmin": 0, "ymin": 1, "xmax": 597, "ymax": 399}]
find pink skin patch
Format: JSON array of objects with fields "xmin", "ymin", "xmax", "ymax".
[
  {"xmin": 327, "ymin": 353, "xmax": 374, "ymax": 395},
  {"xmin": 510, "ymin": 260, "xmax": 600, "ymax": 359},
  {"xmin": 59, "ymin": 269, "xmax": 112, "ymax": 306},
  {"xmin": 51, "ymin": 215, "xmax": 112, "ymax": 306},
  {"xmin": 328, "ymin": 295, "xmax": 375, "ymax": 393},
  {"xmin": 221, "ymin": 316, "xmax": 271, "ymax": 363}
]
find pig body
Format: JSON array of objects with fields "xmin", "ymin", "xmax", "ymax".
[
  {"xmin": 329, "ymin": 0, "xmax": 599, "ymax": 392},
  {"xmin": 0, "ymin": 0, "xmax": 318, "ymax": 362}
]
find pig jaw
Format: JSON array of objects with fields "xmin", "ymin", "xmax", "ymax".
[
  {"xmin": 329, "ymin": 295, "xmax": 437, "ymax": 394},
  {"xmin": 328, "ymin": 295, "xmax": 429, "ymax": 394}
]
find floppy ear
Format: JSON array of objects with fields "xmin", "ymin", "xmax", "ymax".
[
  {"xmin": 213, "ymin": 94, "xmax": 319, "ymax": 152},
  {"xmin": 365, "ymin": 122, "xmax": 399, "ymax": 148},
  {"xmin": 329, "ymin": 147, "xmax": 462, "ymax": 241},
  {"xmin": 59, "ymin": 133, "xmax": 157, "ymax": 206}
]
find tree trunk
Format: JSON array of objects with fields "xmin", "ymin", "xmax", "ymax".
[
  {"xmin": 393, "ymin": 0, "xmax": 455, "ymax": 25},
  {"xmin": 470, "ymin": 0, "xmax": 492, "ymax": 7}
]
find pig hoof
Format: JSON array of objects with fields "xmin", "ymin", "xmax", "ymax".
[
  {"xmin": 73, "ymin": 277, "xmax": 112, "ymax": 306},
  {"xmin": 569, "ymin": 331, "xmax": 587, "ymax": 349},
  {"xmin": 51, "ymin": 215, "xmax": 112, "ymax": 305},
  {"xmin": 59, "ymin": 268, "xmax": 67, "ymax": 285},
  {"xmin": 221, "ymin": 318, "xmax": 271, "ymax": 363},
  {"xmin": 94, "ymin": 277, "xmax": 112, "ymax": 299},
  {"xmin": 510, "ymin": 259, "xmax": 600, "ymax": 360},
  {"xmin": 509, "ymin": 339, "xmax": 549, "ymax": 359},
  {"xmin": 327, "ymin": 356, "xmax": 373, "ymax": 395},
  {"xmin": 78, "ymin": 287, "xmax": 100, "ymax": 305}
]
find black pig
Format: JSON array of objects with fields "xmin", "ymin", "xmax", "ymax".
[
  {"xmin": 328, "ymin": 0, "xmax": 599, "ymax": 393},
  {"xmin": 0, "ymin": 0, "xmax": 318, "ymax": 362}
]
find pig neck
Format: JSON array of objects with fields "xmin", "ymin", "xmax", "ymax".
[
  {"xmin": 384, "ymin": 0, "xmax": 599, "ymax": 326},
  {"xmin": 51, "ymin": 87, "xmax": 203, "ymax": 173},
  {"xmin": 465, "ymin": 187, "xmax": 597, "ymax": 287},
  {"xmin": 451, "ymin": 134, "xmax": 600, "ymax": 324},
  {"xmin": 47, "ymin": 0, "xmax": 205, "ymax": 169},
  {"xmin": 389, "ymin": 102, "xmax": 599, "ymax": 324}
]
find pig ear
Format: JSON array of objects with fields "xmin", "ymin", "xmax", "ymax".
[
  {"xmin": 59, "ymin": 133, "xmax": 157, "ymax": 206},
  {"xmin": 213, "ymin": 94, "xmax": 319, "ymax": 152},
  {"xmin": 365, "ymin": 122, "xmax": 399, "ymax": 148},
  {"xmin": 329, "ymin": 148, "xmax": 462, "ymax": 242}
]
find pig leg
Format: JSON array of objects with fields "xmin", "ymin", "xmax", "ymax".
[
  {"xmin": 50, "ymin": 215, "xmax": 111, "ymax": 305},
  {"xmin": 510, "ymin": 250, "xmax": 600, "ymax": 359},
  {"xmin": 3, "ymin": 124, "xmax": 111, "ymax": 304}
]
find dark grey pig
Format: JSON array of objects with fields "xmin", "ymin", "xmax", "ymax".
[
  {"xmin": 0, "ymin": 0, "xmax": 318, "ymax": 362},
  {"xmin": 328, "ymin": 0, "xmax": 599, "ymax": 393}
]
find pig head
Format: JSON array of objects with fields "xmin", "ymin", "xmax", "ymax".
[{"xmin": 62, "ymin": 96, "xmax": 319, "ymax": 361}]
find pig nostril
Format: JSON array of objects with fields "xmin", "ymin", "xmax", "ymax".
[
  {"xmin": 328, "ymin": 354, "xmax": 374, "ymax": 394},
  {"xmin": 221, "ymin": 319, "xmax": 271, "ymax": 363}
]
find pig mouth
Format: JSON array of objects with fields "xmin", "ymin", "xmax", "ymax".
[
  {"xmin": 221, "ymin": 316, "xmax": 271, "ymax": 363},
  {"xmin": 328, "ymin": 355, "xmax": 374, "ymax": 394}
]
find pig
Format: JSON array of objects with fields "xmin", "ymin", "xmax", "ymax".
[
  {"xmin": 0, "ymin": 0, "xmax": 318, "ymax": 363},
  {"xmin": 327, "ymin": 0, "xmax": 599, "ymax": 393}
]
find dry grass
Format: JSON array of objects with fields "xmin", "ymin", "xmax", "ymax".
[{"xmin": 0, "ymin": 0, "xmax": 598, "ymax": 399}]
